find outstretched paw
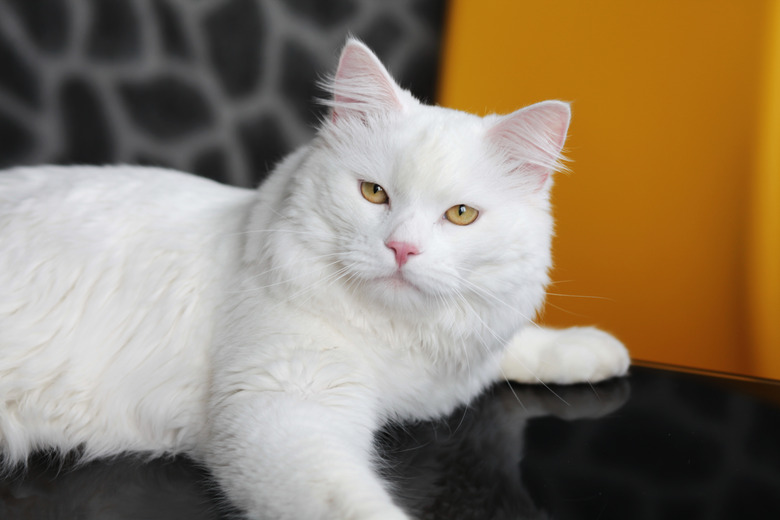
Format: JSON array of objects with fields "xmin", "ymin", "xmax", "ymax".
[{"xmin": 502, "ymin": 326, "xmax": 630, "ymax": 385}]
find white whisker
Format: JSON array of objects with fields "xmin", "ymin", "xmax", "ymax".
[
  {"xmin": 457, "ymin": 275, "xmax": 540, "ymax": 328},
  {"xmin": 546, "ymin": 292, "xmax": 613, "ymax": 301},
  {"xmin": 227, "ymin": 253, "xmax": 345, "ymax": 294},
  {"xmin": 228, "ymin": 228, "xmax": 336, "ymax": 239},
  {"xmin": 451, "ymin": 279, "xmax": 570, "ymax": 406}
]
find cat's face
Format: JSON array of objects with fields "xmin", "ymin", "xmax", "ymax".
[
  {"xmin": 308, "ymin": 108, "xmax": 553, "ymax": 316},
  {"xmin": 269, "ymin": 40, "xmax": 569, "ymax": 336}
]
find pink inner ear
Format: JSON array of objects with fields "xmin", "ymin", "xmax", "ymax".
[
  {"xmin": 330, "ymin": 40, "xmax": 404, "ymax": 122},
  {"xmin": 488, "ymin": 101, "xmax": 571, "ymax": 185}
]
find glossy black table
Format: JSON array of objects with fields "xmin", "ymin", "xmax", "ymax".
[{"xmin": 2, "ymin": 363, "xmax": 779, "ymax": 519}]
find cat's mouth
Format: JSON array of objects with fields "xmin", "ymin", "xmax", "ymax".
[{"xmin": 380, "ymin": 271, "xmax": 419, "ymax": 291}]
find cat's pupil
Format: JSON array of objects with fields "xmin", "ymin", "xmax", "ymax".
[
  {"xmin": 373, "ymin": 184, "xmax": 382, "ymax": 194},
  {"xmin": 458, "ymin": 205, "xmax": 466, "ymax": 215}
]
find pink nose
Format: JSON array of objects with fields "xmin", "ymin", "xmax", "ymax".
[{"xmin": 386, "ymin": 241, "xmax": 419, "ymax": 267}]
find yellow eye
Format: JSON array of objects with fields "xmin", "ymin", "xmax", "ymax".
[
  {"xmin": 445, "ymin": 204, "xmax": 479, "ymax": 226},
  {"xmin": 360, "ymin": 181, "xmax": 389, "ymax": 204}
]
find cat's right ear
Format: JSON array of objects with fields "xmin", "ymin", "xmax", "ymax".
[{"xmin": 327, "ymin": 39, "xmax": 405, "ymax": 122}]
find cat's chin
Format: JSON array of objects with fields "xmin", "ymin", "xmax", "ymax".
[
  {"xmin": 366, "ymin": 271, "xmax": 433, "ymax": 309},
  {"xmin": 380, "ymin": 272, "xmax": 418, "ymax": 290}
]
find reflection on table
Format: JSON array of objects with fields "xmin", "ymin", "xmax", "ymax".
[{"xmin": 1, "ymin": 365, "xmax": 779, "ymax": 519}]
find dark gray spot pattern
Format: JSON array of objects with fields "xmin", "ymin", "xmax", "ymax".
[{"xmin": 0, "ymin": 0, "xmax": 446, "ymax": 187}]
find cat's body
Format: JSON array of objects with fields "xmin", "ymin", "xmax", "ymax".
[
  {"xmin": 0, "ymin": 40, "xmax": 629, "ymax": 519},
  {"xmin": 0, "ymin": 166, "xmax": 252, "ymax": 461}
]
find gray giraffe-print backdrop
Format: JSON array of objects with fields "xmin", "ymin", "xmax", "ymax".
[
  {"xmin": 0, "ymin": 0, "xmax": 446, "ymax": 187},
  {"xmin": 3, "ymin": 1, "xmax": 780, "ymax": 517}
]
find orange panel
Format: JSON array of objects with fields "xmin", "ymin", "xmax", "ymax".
[
  {"xmin": 748, "ymin": 0, "xmax": 780, "ymax": 378},
  {"xmin": 440, "ymin": 0, "xmax": 772, "ymax": 377}
]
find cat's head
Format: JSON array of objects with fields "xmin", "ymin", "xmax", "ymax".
[{"xmin": 262, "ymin": 39, "xmax": 569, "ymax": 341}]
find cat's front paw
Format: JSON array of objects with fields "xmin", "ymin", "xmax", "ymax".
[
  {"xmin": 537, "ymin": 326, "xmax": 630, "ymax": 384},
  {"xmin": 502, "ymin": 326, "xmax": 630, "ymax": 385}
]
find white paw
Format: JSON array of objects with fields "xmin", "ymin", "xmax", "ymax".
[
  {"xmin": 366, "ymin": 512, "xmax": 411, "ymax": 520},
  {"xmin": 535, "ymin": 327, "xmax": 630, "ymax": 384},
  {"xmin": 502, "ymin": 326, "xmax": 630, "ymax": 385}
]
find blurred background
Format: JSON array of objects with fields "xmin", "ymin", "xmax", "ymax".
[{"xmin": 0, "ymin": 0, "xmax": 777, "ymax": 379}]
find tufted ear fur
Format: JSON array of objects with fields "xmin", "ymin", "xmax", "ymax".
[
  {"xmin": 328, "ymin": 38, "xmax": 405, "ymax": 122},
  {"xmin": 487, "ymin": 100, "xmax": 571, "ymax": 188}
]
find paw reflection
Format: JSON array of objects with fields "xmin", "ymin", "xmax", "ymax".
[{"xmin": 377, "ymin": 379, "xmax": 630, "ymax": 519}]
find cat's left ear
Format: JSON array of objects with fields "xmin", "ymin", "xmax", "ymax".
[
  {"xmin": 487, "ymin": 100, "xmax": 571, "ymax": 189},
  {"xmin": 328, "ymin": 38, "xmax": 406, "ymax": 122}
]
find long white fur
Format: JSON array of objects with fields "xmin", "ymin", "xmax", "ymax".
[{"xmin": 0, "ymin": 39, "xmax": 629, "ymax": 519}]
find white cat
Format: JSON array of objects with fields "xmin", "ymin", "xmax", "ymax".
[{"xmin": 0, "ymin": 39, "xmax": 629, "ymax": 520}]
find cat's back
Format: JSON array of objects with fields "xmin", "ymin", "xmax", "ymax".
[
  {"xmin": 0, "ymin": 164, "xmax": 246, "ymax": 221},
  {"xmin": 0, "ymin": 165, "xmax": 253, "ymax": 294},
  {"xmin": 0, "ymin": 165, "xmax": 255, "ymax": 461}
]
